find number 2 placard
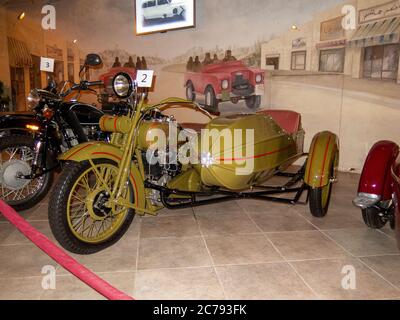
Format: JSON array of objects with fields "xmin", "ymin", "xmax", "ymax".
[{"xmin": 136, "ymin": 70, "xmax": 154, "ymax": 88}]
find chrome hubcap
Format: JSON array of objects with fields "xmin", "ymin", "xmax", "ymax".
[{"xmin": 0, "ymin": 160, "xmax": 31, "ymax": 190}]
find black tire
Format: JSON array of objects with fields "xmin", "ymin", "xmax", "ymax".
[
  {"xmin": 48, "ymin": 160, "xmax": 135, "ymax": 255},
  {"xmin": 245, "ymin": 95, "xmax": 261, "ymax": 110},
  {"xmin": 362, "ymin": 207, "xmax": 386, "ymax": 229},
  {"xmin": 309, "ymin": 183, "xmax": 333, "ymax": 218},
  {"xmin": 186, "ymin": 81, "xmax": 196, "ymax": 101},
  {"xmin": 0, "ymin": 134, "xmax": 53, "ymax": 211},
  {"xmin": 204, "ymin": 86, "xmax": 219, "ymax": 111}
]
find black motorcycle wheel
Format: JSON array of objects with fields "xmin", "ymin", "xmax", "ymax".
[
  {"xmin": 0, "ymin": 135, "xmax": 53, "ymax": 211},
  {"xmin": 362, "ymin": 207, "xmax": 387, "ymax": 229},
  {"xmin": 49, "ymin": 160, "xmax": 135, "ymax": 255}
]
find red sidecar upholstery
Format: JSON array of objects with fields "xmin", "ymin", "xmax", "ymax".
[{"xmin": 258, "ymin": 109, "xmax": 301, "ymax": 135}]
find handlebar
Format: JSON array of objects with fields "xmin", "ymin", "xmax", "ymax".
[{"xmin": 62, "ymin": 80, "xmax": 103, "ymax": 97}]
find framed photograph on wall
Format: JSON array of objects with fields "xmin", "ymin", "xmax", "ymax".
[{"xmin": 135, "ymin": 0, "xmax": 196, "ymax": 35}]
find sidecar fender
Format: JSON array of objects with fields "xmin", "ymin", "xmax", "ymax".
[
  {"xmin": 304, "ymin": 131, "xmax": 339, "ymax": 188},
  {"xmin": 59, "ymin": 142, "xmax": 145, "ymax": 210}
]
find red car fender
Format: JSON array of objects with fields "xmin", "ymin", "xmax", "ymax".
[{"xmin": 358, "ymin": 141, "xmax": 400, "ymax": 200}]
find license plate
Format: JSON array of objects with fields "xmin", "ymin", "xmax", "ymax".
[
  {"xmin": 255, "ymin": 84, "xmax": 265, "ymax": 95},
  {"xmin": 222, "ymin": 91, "xmax": 230, "ymax": 101}
]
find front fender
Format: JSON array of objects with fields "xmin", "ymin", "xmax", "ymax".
[
  {"xmin": 359, "ymin": 141, "xmax": 399, "ymax": 200},
  {"xmin": 59, "ymin": 142, "xmax": 145, "ymax": 210},
  {"xmin": 304, "ymin": 131, "xmax": 339, "ymax": 188}
]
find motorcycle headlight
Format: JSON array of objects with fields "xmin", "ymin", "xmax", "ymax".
[
  {"xmin": 27, "ymin": 89, "xmax": 40, "ymax": 110},
  {"xmin": 221, "ymin": 80, "xmax": 229, "ymax": 90},
  {"xmin": 112, "ymin": 73, "xmax": 133, "ymax": 98},
  {"xmin": 255, "ymin": 74, "xmax": 263, "ymax": 84}
]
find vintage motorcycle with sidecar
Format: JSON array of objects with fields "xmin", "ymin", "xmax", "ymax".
[
  {"xmin": 0, "ymin": 54, "xmax": 116, "ymax": 210},
  {"xmin": 48, "ymin": 71, "xmax": 340, "ymax": 254}
]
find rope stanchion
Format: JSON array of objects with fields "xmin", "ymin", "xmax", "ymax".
[{"xmin": 0, "ymin": 200, "xmax": 134, "ymax": 301}]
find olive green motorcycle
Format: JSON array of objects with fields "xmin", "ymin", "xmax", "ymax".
[{"xmin": 49, "ymin": 72, "xmax": 339, "ymax": 254}]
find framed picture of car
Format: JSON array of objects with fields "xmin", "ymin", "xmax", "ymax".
[{"xmin": 135, "ymin": 0, "xmax": 196, "ymax": 35}]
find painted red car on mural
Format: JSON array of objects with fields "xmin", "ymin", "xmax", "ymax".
[
  {"xmin": 184, "ymin": 60, "xmax": 265, "ymax": 111},
  {"xmin": 353, "ymin": 141, "xmax": 400, "ymax": 249},
  {"xmin": 100, "ymin": 67, "xmax": 137, "ymax": 95}
]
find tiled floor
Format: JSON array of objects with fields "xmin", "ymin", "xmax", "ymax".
[{"xmin": 0, "ymin": 172, "xmax": 400, "ymax": 300}]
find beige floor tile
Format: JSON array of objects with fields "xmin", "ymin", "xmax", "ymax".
[
  {"xmin": 194, "ymin": 201, "xmax": 244, "ymax": 215},
  {"xmin": 196, "ymin": 212, "xmax": 259, "ymax": 236},
  {"xmin": 41, "ymin": 272, "xmax": 135, "ymax": 300},
  {"xmin": 249, "ymin": 210, "xmax": 315, "ymax": 232},
  {"xmin": 292, "ymin": 258, "xmax": 400, "ymax": 300},
  {"xmin": 135, "ymin": 267, "xmax": 224, "ymax": 300},
  {"xmin": 295, "ymin": 206, "xmax": 366, "ymax": 230},
  {"xmin": 1, "ymin": 221, "xmax": 55, "ymax": 245},
  {"xmin": 0, "ymin": 223, "xmax": 17, "ymax": 244},
  {"xmin": 325, "ymin": 228, "xmax": 399, "ymax": 257},
  {"xmin": 150, "ymin": 207, "xmax": 194, "ymax": 218},
  {"xmin": 267, "ymin": 231, "xmax": 348, "ymax": 260},
  {"xmin": 26, "ymin": 203, "xmax": 50, "ymax": 221},
  {"xmin": 237, "ymin": 199, "xmax": 294, "ymax": 214},
  {"xmin": 205, "ymin": 234, "xmax": 283, "ymax": 265},
  {"xmin": 58, "ymin": 239, "xmax": 138, "ymax": 275},
  {"xmin": 360, "ymin": 255, "xmax": 400, "ymax": 287},
  {"xmin": 0, "ymin": 245, "xmax": 57, "ymax": 278},
  {"xmin": 141, "ymin": 215, "xmax": 200, "ymax": 239},
  {"xmin": 138, "ymin": 237, "xmax": 212, "ymax": 270},
  {"xmin": 0, "ymin": 276, "xmax": 44, "ymax": 300},
  {"xmin": 216, "ymin": 262, "xmax": 316, "ymax": 300}
]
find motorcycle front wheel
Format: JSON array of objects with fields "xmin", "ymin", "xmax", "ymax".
[
  {"xmin": 0, "ymin": 135, "xmax": 53, "ymax": 211},
  {"xmin": 49, "ymin": 160, "xmax": 135, "ymax": 255}
]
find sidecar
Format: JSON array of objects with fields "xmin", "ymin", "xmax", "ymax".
[{"xmin": 158, "ymin": 106, "xmax": 340, "ymax": 218}]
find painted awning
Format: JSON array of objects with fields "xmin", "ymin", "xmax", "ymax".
[
  {"xmin": 7, "ymin": 37, "xmax": 32, "ymax": 68},
  {"xmin": 316, "ymin": 39, "xmax": 346, "ymax": 49},
  {"xmin": 348, "ymin": 17, "xmax": 400, "ymax": 47}
]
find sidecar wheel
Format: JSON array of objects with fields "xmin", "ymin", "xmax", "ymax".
[
  {"xmin": 49, "ymin": 160, "xmax": 135, "ymax": 255},
  {"xmin": 309, "ymin": 181, "xmax": 333, "ymax": 218},
  {"xmin": 0, "ymin": 135, "xmax": 53, "ymax": 211},
  {"xmin": 362, "ymin": 207, "xmax": 386, "ymax": 229}
]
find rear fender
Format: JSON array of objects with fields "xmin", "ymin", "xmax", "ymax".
[
  {"xmin": 359, "ymin": 141, "xmax": 399, "ymax": 200},
  {"xmin": 59, "ymin": 142, "xmax": 145, "ymax": 210},
  {"xmin": 0, "ymin": 114, "xmax": 41, "ymax": 132},
  {"xmin": 304, "ymin": 131, "xmax": 339, "ymax": 188}
]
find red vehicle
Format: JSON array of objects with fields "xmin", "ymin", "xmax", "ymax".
[
  {"xmin": 100, "ymin": 67, "xmax": 137, "ymax": 95},
  {"xmin": 353, "ymin": 141, "xmax": 400, "ymax": 235},
  {"xmin": 393, "ymin": 158, "xmax": 400, "ymax": 247},
  {"xmin": 184, "ymin": 60, "xmax": 265, "ymax": 111}
]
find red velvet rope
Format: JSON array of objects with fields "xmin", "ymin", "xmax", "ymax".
[{"xmin": 0, "ymin": 200, "xmax": 134, "ymax": 300}]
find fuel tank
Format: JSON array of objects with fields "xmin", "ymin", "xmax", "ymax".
[{"xmin": 197, "ymin": 113, "xmax": 298, "ymax": 190}]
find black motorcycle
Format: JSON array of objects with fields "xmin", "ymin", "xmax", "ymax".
[{"xmin": 0, "ymin": 53, "xmax": 110, "ymax": 210}]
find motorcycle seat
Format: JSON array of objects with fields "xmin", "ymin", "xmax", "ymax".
[{"xmin": 258, "ymin": 109, "xmax": 301, "ymax": 135}]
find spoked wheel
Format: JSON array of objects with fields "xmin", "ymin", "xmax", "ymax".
[
  {"xmin": 49, "ymin": 160, "xmax": 135, "ymax": 255},
  {"xmin": 0, "ymin": 135, "xmax": 53, "ymax": 211},
  {"xmin": 309, "ymin": 165, "xmax": 334, "ymax": 218}
]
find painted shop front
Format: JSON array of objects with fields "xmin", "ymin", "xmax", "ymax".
[{"xmin": 262, "ymin": 0, "xmax": 400, "ymax": 83}]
